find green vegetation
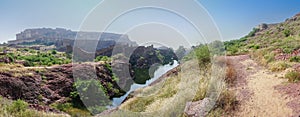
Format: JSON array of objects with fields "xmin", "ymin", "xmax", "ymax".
[
  {"xmin": 283, "ymin": 29, "xmax": 291, "ymax": 37},
  {"xmin": 115, "ymin": 43, "xmax": 236, "ymax": 116},
  {"xmin": 94, "ymin": 56, "xmax": 112, "ymax": 62},
  {"xmin": 15, "ymin": 52, "xmax": 71, "ymax": 66},
  {"xmin": 52, "ymin": 78, "xmax": 121, "ymax": 116},
  {"xmin": 51, "ymin": 103, "xmax": 91, "ymax": 117},
  {"xmin": 132, "ymin": 68, "xmax": 152, "ymax": 84},
  {"xmin": 6, "ymin": 99, "xmax": 28, "ymax": 113},
  {"xmin": 183, "ymin": 44, "xmax": 211, "ymax": 66},
  {"xmin": 194, "ymin": 45, "xmax": 210, "ymax": 65},
  {"xmin": 72, "ymin": 79, "xmax": 111, "ymax": 114},
  {"xmin": 120, "ymin": 67, "xmax": 180, "ymax": 113},
  {"xmin": 289, "ymin": 56, "xmax": 300, "ymax": 62},
  {"xmin": 224, "ymin": 37, "xmax": 247, "ymax": 55},
  {"xmin": 269, "ymin": 61, "xmax": 290, "ymax": 72},
  {"xmin": 224, "ymin": 19, "xmax": 300, "ymax": 72},
  {"xmin": 0, "ymin": 48, "xmax": 71, "ymax": 66},
  {"xmin": 0, "ymin": 97, "xmax": 67, "ymax": 117},
  {"xmin": 246, "ymin": 28, "xmax": 259, "ymax": 37},
  {"xmin": 285, "ymin": 71, "xmax": 300, "ymax": 83}
]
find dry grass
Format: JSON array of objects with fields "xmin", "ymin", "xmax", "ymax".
[
  {"xmin": 221, "ymin": 58, "xmax": 237, "ymax": 86},
  {"xmin": 105, "ymin": 60, "xmax": 201, "ymax": 116},
  {"xmin": 285, "ymin": 70, "xmax": 300, "ymax": 82},
  {"xmin": 207, "ymin": 89, "xmax": 237, "ymax": 117},
  {"xmin": 226, "ymin": 66, "xmax": 236, "ymax": 86},
  {"xmin": 0, "ymin": 63, "xmax": 34, "ymax": 77},
  {"xmin": 105, "ymin": 58, "xmax": 232, "ymax": 117},
  {"xmin": 215, "ymin": 89, "xmax": 237, "ymax": 115},
  {"xmin": 269, "ymin": 61, "xmax": 290, "ymax": 72}
]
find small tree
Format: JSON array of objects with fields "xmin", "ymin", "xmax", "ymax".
[{"xmin": 194, "ymin": 45, "xmax": 211, "ymax": 67}]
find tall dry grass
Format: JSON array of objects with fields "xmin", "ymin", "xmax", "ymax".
[{"xmin": 102, "ymin": 57, "xmax": 237, "ymax": 117}]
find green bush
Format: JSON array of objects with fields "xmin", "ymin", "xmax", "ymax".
[
  {"xmin": 14, "ymin": 52, "xmax": 71, "ymax": 66},
  {"xmin": 54, "ymin": 103, "xmax": 72, "ymax": 112},
  {"xmin": 249, "ymin": 44, "xmax": 260, "ymax": 49},
  {"xmin": 282, "ymin": 47, "xmax": 293, "ymax": 54},
  {"xmin": 290, "ymin": 56, "xmax": 300, "ymax": 62},
  {"xmin": 283, "ymin": 29, "xmax": 291, "ymax": 37},
  {"xmin": 194, "ymin": 45, "xmax": 211, "ymax": 66},
  {"xmin": 6, "ymin": 99, "xmax": 28, "ymax": 113},
  {"xmin": 285, "ymin": 71, "xmax": 300, "ymax": 82},
  {"xmin": 227, "ymin": 46, "xmax": 238, "ymax": 55},
  {"xmin": 94, "ymin": 56, "xmax": 111, "ymax": 62},
  {"xmin": 253, "ymin": 45, "xmax": 260, "ymax": 49},
  {"xmin": 73, "ymin": 79, "xmax": 111, "ymax": 114},
  {"xmin": 246, "ymin": 28, "xmax": 259, "ymax": 37},
  {"xmin": 51, "ymin": 103, "xmax": 91, "ymax": 117}
]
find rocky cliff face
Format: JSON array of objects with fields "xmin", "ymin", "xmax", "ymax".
[
  {"xmin": 129, "ymin": 45, "xmax": 178, "ymax": 84},
  {"xmin": 0, "ymin": 63, "xmax": 125, "ymax": 112},
  {"xmin": 226, "ymin": 12, "xmax": 300, "ymax": 58}
]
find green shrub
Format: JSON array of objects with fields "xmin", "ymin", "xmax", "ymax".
[
  {"xmin": 283, "ymin": 47, "xmax": 293, "ymax": 54},
  {"xmin": 15, "ymin": 52, "xmax": 71, "ymax": 66},
  {"xmin": 52, "ymin": 103, "xmax": 91, "ymax": 117},
  {"xmin": 249, "ymin": 44, "xmax": 260, "ymax": 49},
  {"xmin": 194, "ymin": 45, "xmax": 211, "ymax": 66},
  {"xmin": 94, "ymin": 56, "xmax": 111, "ymax": 62},
  {"xmin": 226, "ymin": 46, "xmax": 238, "ymax": 55},
  {"xmin": 283, "ymin": 29, "xmax": 291, "ymax": 37},
  {"xmin": 6, "ymin": 99, "xmax": 28, "ymax": 113},
  {"xmin": 285, "ymin": 71, "xmax": 300, "ymax": 82},
  {"xmin": 253, "ymin": 45, "xmax": 260, "ymax": 49},
  {"xmin": 247, "ymin": 28, "xmax": 259, "ymax": 37},
  {"xmin": 290, "ymin": 56, "xmax": 300, "ymax": 62},
  {"xmin": 73, "ymin": 79, "xmax": 111, "ymax": 113}
]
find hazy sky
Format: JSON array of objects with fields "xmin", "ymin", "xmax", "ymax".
[{"xmin": 1, "ymin": 0, "xmax": 300, "ymax": 44}]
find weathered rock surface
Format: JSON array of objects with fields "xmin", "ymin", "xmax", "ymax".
[
  {"xmin": 184, "ymin": 98, "xmax": 215, "ymax": 117},
  {"xmin": 0, "ymin": 63, "xmax": 125, "ymax": 113}
]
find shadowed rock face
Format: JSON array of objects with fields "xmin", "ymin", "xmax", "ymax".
[{"xmin": 129, "ymin": 45, "xmax": 178, "ymax": 84}]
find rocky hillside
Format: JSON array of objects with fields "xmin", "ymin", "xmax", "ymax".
[
  {"xmin": 226, "ymin": 13, "xmax": 300, "ymax": 64},
  {"xmin": 0, "ymin": 62, "xmax": 125, "ymax": 116},
  {"xmin": 224, "ymin": 12, "xmax": 300, "ymax": 116}
]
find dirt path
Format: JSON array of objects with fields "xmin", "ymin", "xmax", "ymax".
[{"xmin": 228, "ymin": 55, "xmax": 293, "ymax": 117}]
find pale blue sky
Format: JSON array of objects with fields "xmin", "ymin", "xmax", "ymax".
[{"xmin": 1, "ymin": 0, "xmax": 300, "ymax": 43}]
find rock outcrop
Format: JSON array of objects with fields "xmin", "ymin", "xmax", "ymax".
[{"xmin": 0, "ymin": 62, "xmax": 125, "ymax": 112}]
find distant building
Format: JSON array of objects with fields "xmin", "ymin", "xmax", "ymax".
[{"xmin": 8, "ymin": 28, "xmax": 138, "ymax": 51}]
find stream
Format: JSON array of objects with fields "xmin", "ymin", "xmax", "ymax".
[{"xmin": 111, "ymin": 60, "xmax": 179, "ymax": 107}]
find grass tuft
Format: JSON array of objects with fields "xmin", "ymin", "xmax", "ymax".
[{"xmin": 285, "ymin": 71, "xmax": 300, "ymax": 83}]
